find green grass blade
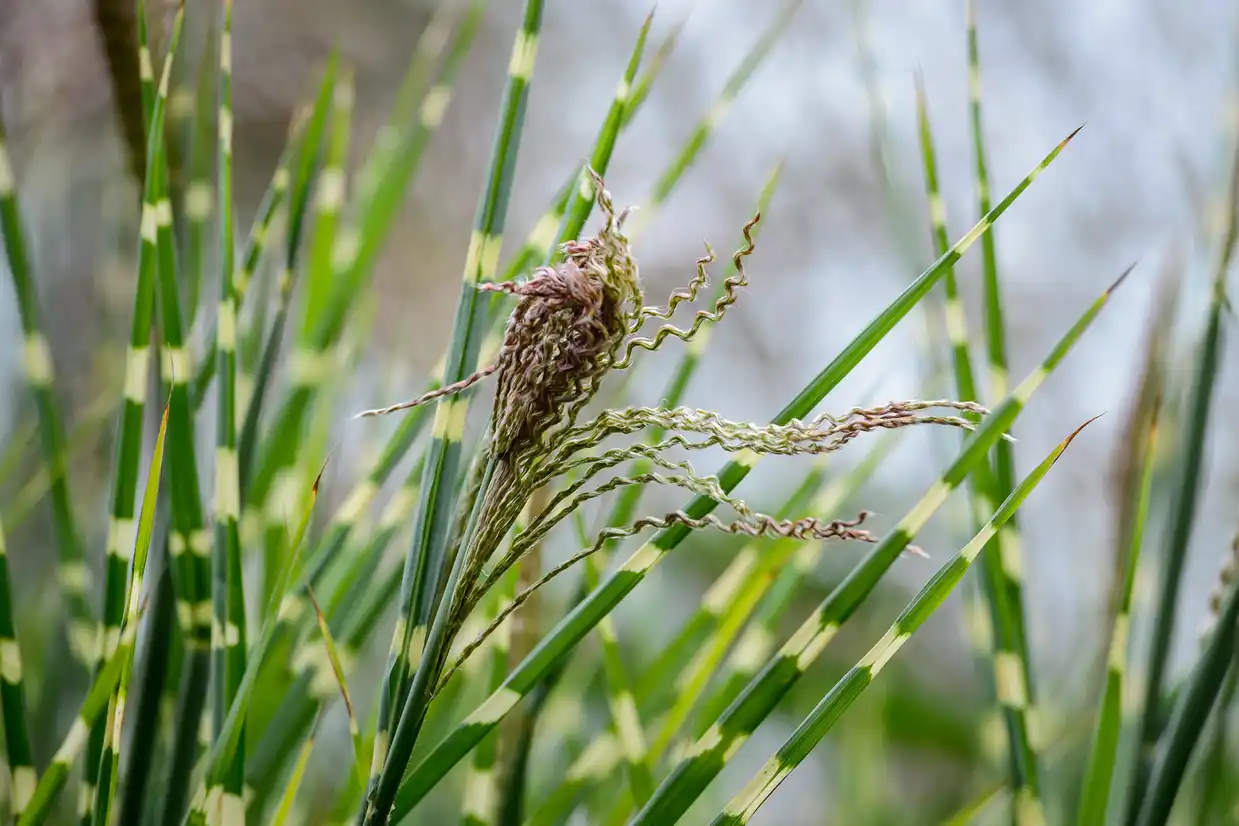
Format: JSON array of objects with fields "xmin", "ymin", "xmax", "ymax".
[
  {"xmin": 140, "ymin": 15, "xmax": 221, "ymax": 825},
  {"xmin": 366, "ymin": 3, "xmax": 546, "ymax": 818},
  {"xmin": 187, "ymin": 469, "xmax": 322, "ymax": 824},
  {"xmin": 917, "ymin": 81, "xmax": 1042, "ymax": 813},
  {"xmin": 458, "ymin": 567, "xmax": 519, "ymax": 826},
  {"xmin": 269, "ymin": 720, "xmax": 317, "ymax": 826},
  {"xmin": 629, "ymin": 270, "xmax": 1124, "ymax": 826},
  {"xmin": 1124, "ymin": 131, "xmax": 1239, "ymax": 826},
  {"xmin": 966, "ymin": 0, "xmax": 1010, "ymax": 404},
  {"xmin": 1077, "ymin": 397, "xmax": 1162, "ymax": 825},
  {"xmin": 181, "ymin": 29, "xmax": 218, "ymax": 330},
  {"xmin": 92, "ymin": 397, "xmax": 171, "ymax": 826},
  {"xmin": 708, "ymin": 418, "xmax": 1096, "ymax": 825},
  {"xmin": 115, "ymin": 560, "xmax": 177, "ymax": 826},
  {"xmin": 1133, "ymin": 545, "xmax": 1239, "ymax": 826},
  {"xmin": 0, "ymin": 517, "xmax": 36, "ymax": 820},
  {"xmin": 191, "ymin": 100, "xmax": 310, "ymax": 409},
  {"xmin": 307, "ymin": 585, "xmax": 364, "ymax": 775},
  {"xmin": 0, "ymin": 58, "xmax": 93, "ymax": 670},
  {"xmin": 388, "ymin": 127, "xmax": 1081, "ymax": 820},
  {"xmin": 299, "ymin": 67, "xmax": 355, "ymax": 341},
  {"xmin": 205, "ymin": 5, "xmax": 251, "ymax": 821},
  {"xmin": 81, "ymin": 9, "xmax": 185, "ymax": 820}
]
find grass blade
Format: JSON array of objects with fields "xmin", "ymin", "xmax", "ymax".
[
  {"xmin": 1134, "ymin": 543, "xmax": 1239, "ymax": 826},
  {"xmin": 1076, "ymin": 395, "xmax": 1162, "ymax": 825},
  {"xmin": 1123, "ymin": 115, "xmax": 1239, "ymax": 826},
  {"xmin": 917, "ymin": 80, "xmax": 1042, "ymax": 815},
  {"xmin": 91, "ymin": 398, "xmax": 171, "ymax": 826},
  {"xmin": 0, "ymin": 51, "xmax": 94, "ymax": 671},
  {"xmin": 269, "ymin": 718, "xmax": 318, "ymax": 826},
  {"xmin": 0, "ymin": 517, "xmax": 36, "ymax": 820},
  {"xmin": 708, "ymin": 418, "xmax": 1097, "ymax": 825}
]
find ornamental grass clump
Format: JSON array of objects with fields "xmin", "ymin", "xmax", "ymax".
[
  {"xmin": 353, "ymin": 169, "xmax": 1005, "ymax": 823},
  {"xmin": 9, "ymin": 1, "xmax": 1239, "ymax": 825}
]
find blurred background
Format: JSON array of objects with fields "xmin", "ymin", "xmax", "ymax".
[{"xmin": 1, "ymin": 0, "xmax": 1237, "ymax": 823}]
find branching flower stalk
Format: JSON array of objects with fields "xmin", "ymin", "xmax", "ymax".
[{"xmin": 356, "ymin": 171, "xmax": 997, "ymax": 824}]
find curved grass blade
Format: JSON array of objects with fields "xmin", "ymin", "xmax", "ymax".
[
  {"xmin": 0, "ymin": 518, "xmax": 35, "ymax": 820},
  {"xmin": 0, "ymin": 60, "xmax": 93, "ymax": 669},
  {"xmin": 387, "ymin": 126, "xmax": 1082, "ymax": 820},
  {"xmin": 365, "ymin": 3, "xmax": 547, "ymax": 818},
  {"xmin": 1076, "ymin": 396, "xmax": 1162, "ymax": 825},
  {"xmin": 707, "ymin": 418, "xmax": 1096, "ymax": 826},
  {"xmin": 269, "ymin": 716, "xmax": 318, "ymax": 826},
  {"xmin": 307, "ymin": 584, "xmax": 363, "ymax": 774},
  {"xmin": 91, "ymin": 397, "xmax": 171, "ymax": 826},
  {"xmin": 917, "ymin": 81, "xmax": 1042, "ymax": 814},
  {"xmin": 629, "ymin": 272, "xmax": 1124, "ymax": 826},
  {"xmin": 1123, "ymin": 120, "xmax": 1239, "ymax": 826},
  {"xmin": 115, "ymin": 558, "xmax": 177, "ymax": 826}
]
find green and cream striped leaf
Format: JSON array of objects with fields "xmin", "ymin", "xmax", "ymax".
[
  {"xmin": 0, "ymin": 42, "xmax": 94, "ymax": 669},
  {"xmin": 917, "ymin": 84, "xmax": 1042, "ymax": 812},
  {"xmin": 0, "ymin": 518, "xmax": 35, "ymax": 820}
]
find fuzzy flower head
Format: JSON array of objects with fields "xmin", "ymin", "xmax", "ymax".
[{"xmin": 490, "ymin": 170, "xmax": 643, "ymax": 457}]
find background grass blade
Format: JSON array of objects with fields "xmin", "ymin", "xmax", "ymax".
[
  {"xmin": 0, "ymin": 66, "xmax": 94, "ymax": 672},
  {"xmin": 1076, "ymin": 395, "xmax": 1161, "ymax": 825},
  {"xmin": 0, "ymin": 516, "xmax": 36, "ymax": 820},
  {"xmin": 1123, "ymin": 117, "xmax": 1239, "ymax": 826},
  {"xmin": 1134, "ymin": 542, "xmax": 1239, "ymax": 826}
]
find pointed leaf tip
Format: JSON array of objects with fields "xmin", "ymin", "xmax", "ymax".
[
  {"xmin": 1053, "ymin": 413, "xmax": 1104, "ymax": 464},
  {"xmin": 1107, "ymin": 261, "xmax": 1139, "ymax": 295},
  {"xmin": 1061, "ymin": 123, "xmax": 1086, "ymax": 147}
]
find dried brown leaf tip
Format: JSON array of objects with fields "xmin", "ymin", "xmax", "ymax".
[{"xmin": 356, "ymin": 170, "xmax": 1003, "ymax": 682}]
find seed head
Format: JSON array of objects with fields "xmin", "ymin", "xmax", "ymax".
[{"xmin": 490, "ymin": 169, "xmax": 642, "ymax": 456}]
